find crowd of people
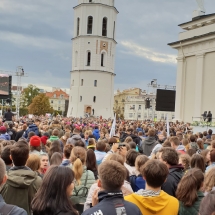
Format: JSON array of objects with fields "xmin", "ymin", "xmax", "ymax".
[{"xmin": 0, "ymin": 111, "xmax": 214, "ymax": 214}]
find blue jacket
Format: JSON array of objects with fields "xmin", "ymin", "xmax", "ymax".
[
  {"xmin": 0, "ymin": 133, "xmax": 11, "ymax": 140},
  {"xmin": 23, "ymin": 124, "xmax": 39, "ymax": 139},
  {"xmin": 82, "ymin": 191, "xmax": 142, "ymax": 215},
  {"xmin": 93, "ymin": 129, "xmax": 100, "ymax": 141},
  {"xmin": 0, "ymin": 194, "xmax": 27, "ymax": 215}
]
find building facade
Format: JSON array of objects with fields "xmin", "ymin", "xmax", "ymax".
[
  {"xmin": 114, "ymin": 88, "xmax": 142, "ymax": 118},
  {"xmin": 124, "ymin": 93, "xmax": 175, "ymax": 121},
  {"xmin": 67, "ymin": 0, "xmax": 118, "ymax": 118},
  {"xmin": 169, "ymin": 13, "xmax": 215, "ymax": 122},
  {"xmin": 46, "ymin": 88, "xmax": 69, "ymax": 114}
]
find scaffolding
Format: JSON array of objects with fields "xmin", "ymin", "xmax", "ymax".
[{"xmin": 0, "ymin": 67, "xmax": 27, "ymax": 118}]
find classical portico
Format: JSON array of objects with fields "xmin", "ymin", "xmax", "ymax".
[{"xmin": 169, "ymin": 13, "xmax": 215, "ymax": 122}]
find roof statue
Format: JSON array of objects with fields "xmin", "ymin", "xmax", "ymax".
[{"xmin": 196, "ymin": 0, "xmax": 205, "ymax": 13}]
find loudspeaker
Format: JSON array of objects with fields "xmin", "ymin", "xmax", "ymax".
[{"xmin": 156, "ymin": 89, "xmax": 176, "ymax": 112}]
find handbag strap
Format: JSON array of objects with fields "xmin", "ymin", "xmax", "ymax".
[{"xmin": 74, "ymin": 169, "xmax": 89, "ymax": 196}]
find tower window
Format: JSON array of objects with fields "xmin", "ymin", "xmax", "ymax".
[
  {"xmin": 72, "ymin": 80, "xmax": 74, "ymax": 86},
  {"xmin": 80, "ymin": 96, "xmax": 82, "ymax": 102},
  {"xmin": 77, "ymin": 18, "xmax": 80, "ymax": 36},
  {"xmin": 102, "ymin": 17, "xmax": 107, "ymax": 36},
  {"xmin": 93, "ymin": 96, "xmax": 96, "ymax": 103},
  {"xmin": 94, "ymin": 80, "xmax": 97, "ymax": 87},
  {"xmin": 81, "ymin": 79, "xmax": 83, "ymax": 86},
  {"xmin": 87, "ymin": 51, "xmax": 91, "ymax": 66},
  {"xmin": 89, "ymin": 0, "xmax": 92, "ymax": 2},
  {"xmin": 101, "ymin": 53, "xmax": 104, "ymax": 66},
  {"xmin": 87, "ymin": 16, "xmax": 93, "ymax": 34}
]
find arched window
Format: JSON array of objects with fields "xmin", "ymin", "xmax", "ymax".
[
  {"xmin": 113, "ymin": 21, "xmax": 115, "ymax": 39},
  {"xmin": 87, "ymin": 51, "xmax": 91, "ymax": 66},
  {"xmin": 101, "ymin": 53, "xmax": 105, "ymax": 67},
  {"xmin": 89, "ymin": 0, "xmax": 92, "ymax": 2},
  {"xmin": 93, "ymin": 96, "xmax": 96, "ymax": 103},
  {"xmin": 77, "ymin": 18, "xmax": 80, "ymax": 36},
  {"xmin": 81, "ymin": 79, "xmax": 83, "ymax": 86},
  {"xmin": 87, "ymin": 16, "xmax": 93, "ymax": 34},
  {"xmin": 102, "ymin": 17, "xmax": 107, "ymax": 36},
  {"xmin": 75, "ymin": 51, "xmax": 78, "ymax": 67},
  {"xmin": 80, "ymin": 96, "xmax": 82, "ymax": 102},
  {"xmin": 94, "ymin": 80, "xmax": 97, "ymax": 87}
]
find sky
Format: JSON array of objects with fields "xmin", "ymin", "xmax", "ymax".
[{"xmin": 0, "ymin": 0, "xmax": 215, "ymax": 92}]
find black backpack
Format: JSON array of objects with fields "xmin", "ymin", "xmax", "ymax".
[{"xmin": 129, "ymin": 175, "xmax": 137, "ymax": 192}]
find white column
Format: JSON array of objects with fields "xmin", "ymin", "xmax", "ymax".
[
  {"xmin": 193, "ymin": 53, "xmax": 205, "ymax": 120},
  {"xmin": 175, "ymin": 57, "xmax": 184, "ymax": 121}
]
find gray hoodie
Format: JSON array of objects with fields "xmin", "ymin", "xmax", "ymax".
[{"xmin": 142, "ymin": 136, "xmax": 158, "ymax": 156}]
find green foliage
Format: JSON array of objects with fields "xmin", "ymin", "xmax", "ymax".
[
  {"xmin": 28, "ymin": 93, "xmax": 53, "ymax": 115},
  {"xmin": 21, "ymin": 84, "xmax": 40, "ymax": 107}
]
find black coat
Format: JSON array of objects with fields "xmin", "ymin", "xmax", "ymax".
[
  {"xmin": 161, "ymin": 165, "xmax": 184, "ymax": 197},
  {"xmin": 15, "ymin": 130, "xmax": 25, "ymax": 142},
  {"xmin": 82, "ymin": 191, "xmax": 142, "ymax": 215}
]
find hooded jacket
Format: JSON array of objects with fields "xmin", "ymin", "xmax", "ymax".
[
  {"xmin": 66, "ymin": 134, "xmax": 85, "ymax": 146},
  {"xmin": 23, "ymin": 124, "xmax": 39, "ymax": 139},
  {"xmin": 178, "ymin": 191, "xmax": 204, "ymax": 215},
  {"xmin": 161, "ymin": 165, "xmax": 184, "ymax": 197},
  {"xmin": 124, "ymin": 190, "xmax": 179, "ymax": 215},
  {"xmin": 142, "ymin": 136, "xmax": 158, "ymax": 156},
  {"xmin": 93, "ymin": 129, "xmax": 100, "ymax": 141},
  {"xmin": 82, "ymin": 191, "xmax": 142, "ymax": 215},
  {"xmin": 0, "ymin": 167, "xmax": 42, "ymax": 215}
]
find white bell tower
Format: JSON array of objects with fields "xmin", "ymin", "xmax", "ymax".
[{"xmin": 67, "ymin": 0, "xmax": 118, "ymax": 118}]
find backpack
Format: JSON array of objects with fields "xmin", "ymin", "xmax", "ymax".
[
  {"xmin": 129, "ymin": 175, "xmax": 137, "ymax": 192},
  {"xmin": 0, "ymin": 204, "xmax": 15, "ymax": 215}
]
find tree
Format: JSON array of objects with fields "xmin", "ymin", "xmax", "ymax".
[
  {"xmin": 21, "ymin": 84, "xmax": 40, "ymax": 107},
  {"xmin": 28, "ymin": 94, "xmax": 53, "ymax": 115}
]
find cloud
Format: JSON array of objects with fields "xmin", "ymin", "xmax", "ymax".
[{"xmin": 120, "ymin": 41, "xmax": 177, "ymax": 64}]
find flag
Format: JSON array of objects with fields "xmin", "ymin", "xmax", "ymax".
[
  {"xmin": 166, "ymin": 114, "xmax": 170, "ymax": 137},
  {"xmin": 110, "ymin": 114, "xmax": 116, "ymax": 137}
]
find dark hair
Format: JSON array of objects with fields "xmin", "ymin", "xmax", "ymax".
[
  {"xmin": 86, "ymin": 149, "xmax": 97, "ymax": 172},
  {"xmin": 126, "ymin": 149, "xmax": 140, "ymax": 166},
  {"xmin": 189, "ymin": 135, "xmax": 196, "ymax": 142},
  {"xmin": 1, "ymin": 145, "xmax": 12, "ymax": 165},
  {"xmin": 128, "ymin": 141, "xmax": 136, "ymax": 150},
  {"xmin": 98, "ymin": 160, "xmax": 126, "ymax": 191},
  {"xmin": 96, "ymin": 141, "xmax": 106, "ymax": 152},
  {"xmin": 48, "ymin": 140, "xmax": 62, "ymax": 160},
  {"xmin": 28, "ymin": 131, "xmax": 35, "ymax": 139},
  {"xmin": 50, "ymin": 152, "xmax": 63, "ymax": 166},
  {"xmin": 191, "ymin": 154, "xmax": 205, "ymax": 173},
  {"xmin": 210, "ymin": 149, "xmax": 215, "ymax": 163},
  {"xmin": 63, "ymin": 145, "xmax": 73, "ymax": 159},
  {"xmin": 176, "ymin": 168, "xmax": 204, "ymax": 207},
  {"xmin": 141, "ymin": 159, "xmax": 168, "ymax": 188},
  {"xmin": 208, "ymin": 129, "xmax": 213, "ymax": 135},
  {"xmin": 31, "ymin": 166, "xmax": 77, "ymax": 215},
  {"xmin": 159, "ymin": 147, "xmax": 179, "ymax": 166},
  {"xmin": 187, "ymin": 149, "xmax": 196, "ymax": 157},
  {"xmin": 11, "ymin": 142, "xmax": 29, "ymax": 166}
]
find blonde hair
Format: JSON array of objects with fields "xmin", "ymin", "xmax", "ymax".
[
  {"xmin": 204, "ymin": 167, "xmax": 215, "ymax": 192},
  {"xmin": 70, "ymin": 146, "xmax": 87, "ymax": 185},
  {"xmin": 26, "ymin": 154, "xmax": 41, "ymax": 171}
]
